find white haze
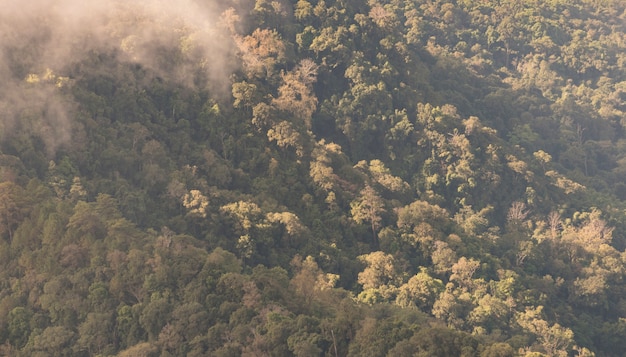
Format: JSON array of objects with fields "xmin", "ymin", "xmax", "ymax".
[{"xmin": 0, "ymin": 0, "xmax": 240, "ymax": 156}]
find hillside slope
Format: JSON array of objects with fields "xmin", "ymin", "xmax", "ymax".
[{"xmin": 1, "ymin": 0, "xmax": 626, "ymax": 355}]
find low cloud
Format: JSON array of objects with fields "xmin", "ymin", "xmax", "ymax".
[{"xmin": 0, "ymin": 0, "xmax": 240, "ymax": 157}]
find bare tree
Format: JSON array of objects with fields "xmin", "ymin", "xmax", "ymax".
[
  {"xmin": 547, "ymin": 211, "xmax": 562, "ymax": 239},
  {"xmin": 507, "ymin": 201, "xmax": 528, "ymax": 223}
]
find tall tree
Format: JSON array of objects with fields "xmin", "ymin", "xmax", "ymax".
[{"xmin": 350, "ymin": 184, "xmax": 385, "ymax": 244}]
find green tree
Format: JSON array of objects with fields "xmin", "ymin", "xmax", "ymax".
[
  {"xmin": 108, "ymin": 249, "xmax": 152, "ymax": 304},
  {"xmin": 357, "ymin": 251, "xmax": 400, "ymax": 303},
  {"xmin": 515, "ymin": 306, "xmax": 574, "ymax": 357},
  {"xmin": 480, "ymin": 343, "xmax": 516, "ymax": 357},
  {"xmin": 387, "ymin": 327, "xmax": 479, "ymax": 357},
  {"xmin": 116, "ymin": 342, "xmax": 158, "ymax": 357},
  {"xmin": 395, "ymin": 267, "xmax": 444, "ymax": 311},
  {"xmin": 290, "ymin": 255, "xmax": 339, "ymax": 305},
  {"xmin": 351, "ymin": 184, "xmax": 385, "ymax": 244},
  {"xmin": 28, "ymin": 326, "xmax": 75, "ymax": 356},
  {"xmin": 7, "ymin": 307, "xmax": 31, "ymax": 348},
  {"xmin": 0, "ymin": 181, "xmax": 26, "ymax": 240},
  {"xmin": 347, "ymin": 314, "xmax": 414, "ymax": 357},
  {"xmin": 75, "ymin": 312, "xmax": 114, "ymax": 355},
  {"xmin": 139, "ymin": 293, "xmax": 172, "ymax": 342}
]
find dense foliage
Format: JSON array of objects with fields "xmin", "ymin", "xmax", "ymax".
[{"xmin": 2, "ymin": 0, "xmax": 626, "ymax": 355}]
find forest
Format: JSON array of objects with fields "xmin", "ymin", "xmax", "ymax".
[{"xmin": 1, "ymin": 0, "xmax": 626, "ymax": 355}]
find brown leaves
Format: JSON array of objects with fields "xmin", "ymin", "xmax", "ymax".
[{"xmin": 235, "ymin": 28, "xmax": 285, "ymax": 79}]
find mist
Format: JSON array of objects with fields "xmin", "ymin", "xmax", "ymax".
[{"xmin": 0, "ymin": 0, "xmax": 240, "ymax": 157}]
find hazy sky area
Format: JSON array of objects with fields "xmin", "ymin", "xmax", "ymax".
[{"xmin": 0, "ymin": 0, "xmax": 237, "ymax": 155}]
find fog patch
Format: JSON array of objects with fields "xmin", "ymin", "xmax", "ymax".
[{"xmin": 0, "ymin": 0, "xmax": 240, "ymax": 157}]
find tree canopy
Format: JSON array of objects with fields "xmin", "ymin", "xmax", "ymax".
[{"xmin": 1, "ymin": 0, "xmax": 626, "ymax": 355}]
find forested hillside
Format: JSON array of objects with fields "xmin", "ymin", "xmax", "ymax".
[{"xmin": 2, "ymin": 0, "xmax": 626, "ymax": 355}]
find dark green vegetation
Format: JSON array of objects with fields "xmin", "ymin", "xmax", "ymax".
[{"xmin": 2, "ymin": 0, "xmax": 626, "ymax": 355}]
